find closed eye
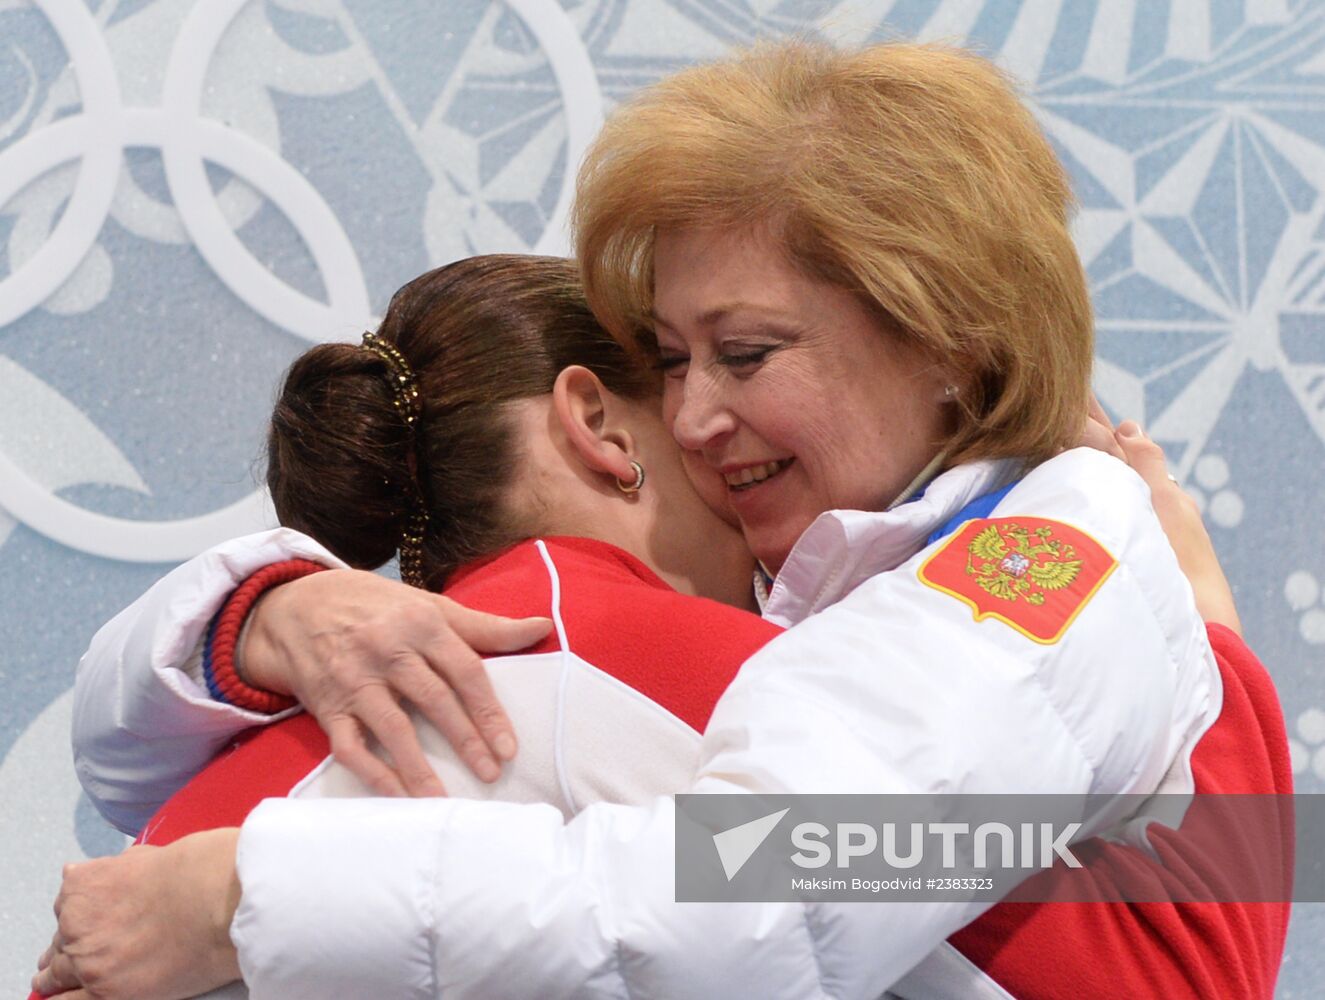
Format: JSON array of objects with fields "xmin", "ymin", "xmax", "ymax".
[
  {"xmin": 719, "ymin": 346, "xmax": 774, "ymax": 371},
  {"xmin": 653, "ymin": 353, "xmax": 689, "ymax": 377}
]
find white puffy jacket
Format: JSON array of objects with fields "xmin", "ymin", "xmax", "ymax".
[{"xmin": 73, "ymin": 449, "xmax": 1222, "ymax": 999}]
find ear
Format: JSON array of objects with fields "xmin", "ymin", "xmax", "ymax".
[{"xmin": 552, "ymin": 366, "xmax": 639, "ymax": 485}]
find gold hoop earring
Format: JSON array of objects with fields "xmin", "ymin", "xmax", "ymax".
[{"xmin": 616, "ymin": 460, "xmax": 645, "ymax": 494}]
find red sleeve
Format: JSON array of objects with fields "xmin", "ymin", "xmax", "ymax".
[
  {"xmin": 134, "ymin": 714, "xmax": 330, "ymax": 847},
  {"xmin": 950, "ymin": 624, "xmax": 1292, "ymax": 999}
]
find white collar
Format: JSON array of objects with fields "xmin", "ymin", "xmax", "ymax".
[{"xmin": 757, "ymin": 459, "xmax": 1020, "ymax": 626}]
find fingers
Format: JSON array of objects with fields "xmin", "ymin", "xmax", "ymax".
[
  {"xmin": 430, "ymin": 600, "xmax": 525, "ymax": 764},
  {"xmin": 1079, "ymin": 397, "xmax": 1125, "ymax": 461},
  {"xmin": 38, "ymin": 929, "xmax": 61, "ymax": 971},
  {"xmin": 1115, "ymin": 421, "xmax": 1207, "ymax": 536},
  {"xmin": 1113, "ymin": 422, "xmax": 1244, "ymax": 635},
  {"xmin": 358, "ymin": 684, "xmax": 453, "ymax": 795},
  {"xmin": 326, "ymin": 715, "xmax": 408, "ymax": 797},
  {"xmin": 1088, "ymin": 394, "xmax": 1115, "ymax": 432},
  {"xmin": 31, "ymin": 948, "xmax": 79, "ymax": 996},
  {"xmin": 390, "ymin": 666, "xmax": 501, "ymax": 786},
  {"xmin": 440, "ymin": 598, "xmax": 552, "ymax": 655},
  {"xmin": 35, "ymin": 844, "xmax": 238, "ymax": 1000},
  {"xmin": 263, "ymin": 581, "xmax": 536, "ymax": 790},
  {"xmin": 1080, "ymin": 417, "xmax": 1126, "ymax": 461},
  {"xmin": 1115, "ymin": 420, "xmax": 1177, "ymax": 494}
]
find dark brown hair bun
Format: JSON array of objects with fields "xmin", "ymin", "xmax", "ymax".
[{"xmin": 267, "ymin": 255, "xmax": 656, "ymax": 588}]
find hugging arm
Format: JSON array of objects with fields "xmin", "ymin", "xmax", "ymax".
[
  {"xmin": 71, "ymin": 528, "xmax": 343, "ymax": 834},
  {"xmin": 73, "ymin": 528, "xmax": 549, "ymax": 833},
  {"xmin": 72, "ymin": 420, "xmax": 1233, "ymax": 826},
  {"xmin": 228, "ymin": 453, "xmax": 1216, "ymax": 998},
  {"xmin": 48, "ymin": 451, "xmax": 1224, "ymax": 997}
]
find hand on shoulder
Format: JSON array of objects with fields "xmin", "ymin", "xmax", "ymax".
[{"xmin": 1112, "ymin": 421, "xmax": 1242, "ymax": 637}]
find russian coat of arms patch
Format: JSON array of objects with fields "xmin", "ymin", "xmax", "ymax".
[{"xmin": 916, "ymin": 518, "xmax": 1117, "ymax": 644}]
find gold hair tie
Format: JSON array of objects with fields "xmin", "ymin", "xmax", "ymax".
[
  {"xmin": 361, "ymin": 331, "xmax": 423, "ymax": 425},
  {"xmin": 361, "ymin": 331, "xmax": 429, "ymax": 588}
]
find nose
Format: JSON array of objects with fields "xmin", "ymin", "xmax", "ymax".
[{"xmin": 669, "ymin": 368, "xmax": 737, "ymax": 453}]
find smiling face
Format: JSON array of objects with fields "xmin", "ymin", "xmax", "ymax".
[{"xmin": 651, "ymin": 226, "xmax": 954, "ymax": 572}]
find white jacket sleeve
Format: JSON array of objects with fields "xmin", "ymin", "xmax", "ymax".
[
  {"xmin": 72, "ymin": 527, "xmax": 344, "ymax": 834},
  {"xmin": 231, "ymin": 453, "xmax": 1222, "ymax": 999}
]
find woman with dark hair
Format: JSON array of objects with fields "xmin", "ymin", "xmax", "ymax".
[
  {"xmin": 64, "ymin": 254, "xmax": 768, "ymax": 831},
  {"xmin": 32, "ymin": 254, "xmax": 789, "ymax": 1000}
]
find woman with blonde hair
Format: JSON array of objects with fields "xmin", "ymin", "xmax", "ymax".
[{"xmin": 43, "ymin": 39, "xmax": 1285, "ymax": 999}]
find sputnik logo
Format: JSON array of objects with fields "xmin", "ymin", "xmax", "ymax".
[{"xmin": 712, "ymin": 808, "xmax": 790, "ymax": 881}]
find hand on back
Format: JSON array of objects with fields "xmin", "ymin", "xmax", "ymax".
[{"xmin": 242, "ymin": 568, "xmax": 551, "ymax": 796}]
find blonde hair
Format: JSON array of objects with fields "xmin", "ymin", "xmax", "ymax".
[{"xmin": 574, "ymin": 39, "xmax": 1093, "ymax": 465}]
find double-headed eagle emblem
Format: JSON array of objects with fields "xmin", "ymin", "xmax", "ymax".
[
  {"xmin": 918, "ymin": 517, "xmax": 1117, "ymax": 644},
  {"xmin": 965, "ymin": 522, "xmax": 1082, "ymax": 606}
]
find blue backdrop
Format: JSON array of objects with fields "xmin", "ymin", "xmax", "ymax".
[{"xmin": 1, "ymin": 0, "xmax": 1321, "ymax": 994}]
